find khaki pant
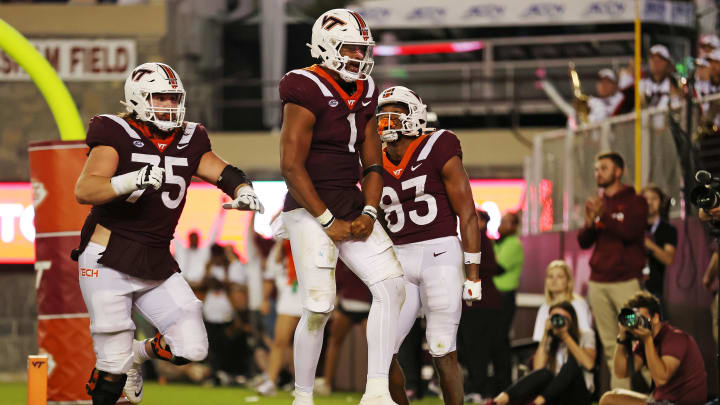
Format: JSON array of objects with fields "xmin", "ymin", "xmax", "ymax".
[{"xmin": 588, "ymin": 278, "xmax": 642, "ymax": 390}]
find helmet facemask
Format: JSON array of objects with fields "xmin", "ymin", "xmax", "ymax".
[
  {"xmin": 143, "ymin": 91, "xmax": 185, "ymax": 132},
  {"xmin": 376, "ymin": 101, "xmax": 430, "ymax": 143},
  {"xmin": 324, "ymin": 40, "xmax": 375, "ymax": 82}
]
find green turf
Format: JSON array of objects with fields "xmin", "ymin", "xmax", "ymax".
[{"xmin": 1, "ymin": 382, "xmax": 446, "ymax": 405}]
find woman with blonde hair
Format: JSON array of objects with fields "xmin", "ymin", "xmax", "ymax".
[{"xmin": 532, "ymin": 260, "xmax": 593, "ymax": 341}]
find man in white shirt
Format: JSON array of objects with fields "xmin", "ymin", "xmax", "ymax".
[{"xmin": 588, "ymin": 69, "xmax": 626, "ymax": 123}]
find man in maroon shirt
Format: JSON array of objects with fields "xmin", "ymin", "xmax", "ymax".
[
  {"xmin": 600, "ymin": 292, "xmax": 707, "ymax": 405},
  {"xmin": 577, "ymin": 152, "xmax": 648, "ymax": 389}
]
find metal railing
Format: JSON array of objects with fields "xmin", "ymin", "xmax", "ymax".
[{"xmin": 523, "ymin": 92, "xmax": 720, "ymax": 235}]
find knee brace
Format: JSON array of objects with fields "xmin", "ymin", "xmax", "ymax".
[
  {"xmin": 150, "ymin": 333, "xmax": 192, "ymax": 365},
  {"xmin": 86, "ymin": 368, "xmax": 127, "ymax": 405}
]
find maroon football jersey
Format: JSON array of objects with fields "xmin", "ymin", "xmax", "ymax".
[
  {"xmin": 379, "ymin": 130, "xmax": 462, "ymax": 245},
  {"xmin": 77, "ymin": 114, "xmax": 211, "ymax": 279},
  {"xmin": 279, "ymin": 64, "xmax": 378, "ymax": 220}
]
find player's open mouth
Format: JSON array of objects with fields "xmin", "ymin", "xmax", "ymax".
[{"xmin": 346, "ymin": 63, "xmax": 360, "ymax": 73}]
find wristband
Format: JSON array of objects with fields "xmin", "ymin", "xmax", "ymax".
[
  {"xmin": 315, "ymin": 209, "xmax": 335, "ymax": 229},
  {"xmin": 463, "ymin": 251, "xmax": 482, "ymax": 265},
  {"xmin": 362, "ymin": 165, "xmax": 383, "ymax": 177},
  {"xmin": 110, "ymin": 170, "xmax": 139, "ymax": 196},
  {"xmin": 361, "ymin": 205, "xmax": 377, "ymax": 221}
]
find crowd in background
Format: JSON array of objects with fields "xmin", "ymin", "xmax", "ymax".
[{"xmin": 122, "ymin": 146, "xmax": 716, "ymax": 405}]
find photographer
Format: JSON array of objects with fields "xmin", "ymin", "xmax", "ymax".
[
  {"xmin": 486, "ymin": 301, "xmax": 596, "ymax": 405},
  {"xmin": 600, "ymin": 292, "xmax": 706, "ymax": 405}
]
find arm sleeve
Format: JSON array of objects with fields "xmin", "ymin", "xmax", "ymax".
[
  {"xmin": 194, "ymin": 124, "xmax": 212, "ymax": 155},
  {"xmin": 434, "ymin": 131, "xmax": 463, "ymax": 168},
  {"xmin": 85, "ymin": 115, "xmax": 121, "ymax": 153},
  {"xmin": 579, "ymin": 328, "xmax": 596, "ymax": 350},
  {"xmin": 665, "ymin": 223, "xmax": 678, "ymax": 247},
  {"xmin": 577, "ymin": 225, "xmax": 598, "ymax": 249},
  {"xmin": 598, "ymin": 196, "xmax": 648, "ymax": 242},
  {"xmin": 657, "ymin": 332, "xmax": 688, "ymax": 364},
  {"xmin": 492, "ymin": 237, "xmax": 524, "ymax": 292},
  {"xmin": 279, "ymin": 72, "xmax": 324, "ymax": 117},
  {"xmin": 573, "ymin": 298, "xmax": 593, "ymax": 331},
  {"xmin": 533, "ymin": 305, "xmax": 549, "ymax": 342}
]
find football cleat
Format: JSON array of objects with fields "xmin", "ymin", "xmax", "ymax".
[
  {"xmin": 358, "ymin": 393, "xmax": 398, "ymax": 405},
  {"xmin": 123, "ymin": 364, "xmax": 143, "ymax": 404},
  {"xmin": 292, "ymin": 389, "xmax": 315, "ymax": 405}
]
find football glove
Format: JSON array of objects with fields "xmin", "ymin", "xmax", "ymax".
[
  {"xmin": 111, "ymin": 164, "xmax": 164, "ymax": 196},
  {"xmin": 223, "ymin": 185, "xmax": 265, "ymax": 214},
  {"xmin": 462, "ymin": 279, "xmax": 482, "ymax": 302}
]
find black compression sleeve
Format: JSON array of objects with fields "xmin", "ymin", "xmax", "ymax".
[{"xmin": 217, "ymin": 165, "xmax": 251, "ymax": 197}]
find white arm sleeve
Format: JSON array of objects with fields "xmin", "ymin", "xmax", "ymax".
[{"xmin": 533, "ymin": 304, "xmax": 549, "ymax": 342}]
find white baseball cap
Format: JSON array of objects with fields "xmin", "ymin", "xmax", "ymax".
[
  {"xmin": 700, "ymin": 34, "xmax": 720, "ymax": 49},
  {"xmin": 650, "ymin": 44, "xmax": 672, "ymax": 62},
  {"xmin": 707, "ymin": 49, "xmax": 720, "ymax": 62},
  {"xmin": 598, "ymin": 68, "xmax": 617, "ymax": 82}
]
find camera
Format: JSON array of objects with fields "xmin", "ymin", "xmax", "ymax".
[
  {"xmin": 690, "ymin": 170, "xmax": 720, "ymax": 210},
  {"xmin": 550, "ymin": 313, "xmax": 567, "ymax": 329},
  {"xmin": 618, "ymin": 308, "xmax": 651, "ymax": 330}
]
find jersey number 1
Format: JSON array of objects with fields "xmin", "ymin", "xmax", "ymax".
[{"xmin": 127, "ymin": 153, "xmax": 188, "ymax": 209}]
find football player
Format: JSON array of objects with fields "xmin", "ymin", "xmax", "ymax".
[
  {"xmin": 375, "ymin": 86, "xmax": 482, "ymax": 405},
  {"xmin": 278, "ymin": 8, "xmax": 405, "ymax": 405},
  {"xmin": 73, "ymin": 62, "xmax": 264, "ymax": 405}
]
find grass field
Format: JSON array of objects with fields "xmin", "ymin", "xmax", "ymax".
[{"xmin": 1, "ymin": 382, "xmax": 446, "ymax": 405}]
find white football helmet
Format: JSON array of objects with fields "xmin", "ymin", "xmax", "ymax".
[
  {"xmin": 121, "ymin": 62, "xmax": 186, "ymax": 132},
  {"xmin": 307, "ymin": 9, "xmax": 375, "ymax": 82},
  {"xmin": 376, "ymin": 86, "xmax": 433, "ymax": 143}
]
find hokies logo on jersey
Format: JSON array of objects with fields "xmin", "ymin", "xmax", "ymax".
[{"xmin": 393, "ymin": 168, "xmax": 403, "ymax": 176}]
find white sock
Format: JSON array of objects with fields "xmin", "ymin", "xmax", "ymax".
[
  {"xmin": 366, "ymin": 277, "xmax": 405, "ymax": 384},
  {"xmin": 365, "ymin": 378, "xmax": 390, "ymax": 396},
  {"xmin": 132, "ymin": 339, "xmax": 151, "ymax": 365},
  {"xmin": 293, "ymin": 310, "xmax": 330, "ymax": 393}
]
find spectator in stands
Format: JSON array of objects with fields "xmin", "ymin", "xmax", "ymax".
[
  {"xmin": 202, "ymin": 244, "xmax": 250, "ymax": 385},
  {"xmin": 599, "ymin": 292, "xmax": 707, "ymax": 405},
  {"xmin": 255, "ymin": 239, "xmax": 301, "ymax": 396},
  {"xmin": 486, "ymin": 301, "xmax": 596, "ymax": 405},
  {"xmin": 492, "ymin": 211, "xmax": 524, "ymax": 393},
  {"xmin": 699, "ymin": 34, "xmax": 720, "ymax": 59},
  {"xmin": 459, "ymin": 210, "xmax": 503, "ymax": 403},
  {"xmin": 532, "ymin": 260, "xmax": 592, "ymax": 342},
  {"xmin": 175, "ymin": 230, "xmax": 213, "ymax": 295},
  {"xmin": 640, "ymin": 45, "xmax": 681, "ymax": 109},
  {"xmin": 315, "ymin": 260, "xmax": 372, "ymax": 396},
  {"xmin": 588, "ymin": 69, "xmax": 627, "ymax": 123},
  {"xmin": 641, "ymin": 185, "xmax": 676, "ymax": 304},
  {"xmin": 578, "ymin": 151, "xmax": 647, "ymax": 389}
]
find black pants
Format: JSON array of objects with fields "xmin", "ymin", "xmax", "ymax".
[
  {"xmin": 495, "ymin": 291, "xmax": 516, "ymax": 392},
  {"xmin": 458, "ymin": 308, "xmax": 504, "ymax": 396},
  {"xmin": 205, "ymin": 321, "xmax": 251, "ymax": 376},
  {"xmin": 504, "ymin": 356, "xmax": 592, "ymax": 405}
]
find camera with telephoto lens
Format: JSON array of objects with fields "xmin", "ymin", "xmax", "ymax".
[
  {"xmin": 550, "ymin": 313, "xmax": 567, "ymax": 329},
  {"xmin": 618, "ymin": 308, "xmax": 651, "ymax": 330},
  {"xmin": 691, "ymin": 170, "xmax": 720, "ymax": 210}
]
